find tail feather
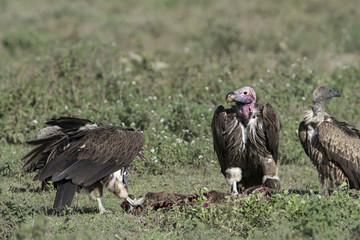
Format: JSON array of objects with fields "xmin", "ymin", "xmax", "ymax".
[
  {"xmin": 22, "ymin": 134, "xmax": 68, "ymax": 172},
  {"xmin": 53, "ymin": 180, "xmax": 77, "ymax": 215}
]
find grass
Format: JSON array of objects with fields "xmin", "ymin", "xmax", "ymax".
[{"xmin": 1, "ymin": 0, "xmax": 360, "ymax": 239}]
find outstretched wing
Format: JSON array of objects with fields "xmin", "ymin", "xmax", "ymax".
[
  {"xmin": 22, "ymin": 133, "xmax": 68, "ymax": 172},
  {"xmin": 318, "ymin": 119, "xmax": 360, "ymax": 189},
  {"xmin": 211, "ymin": 105, "xmax": 245, "ymax": 175},
  {"xmin": 35, "ymin": 126, "xmax": 145, "ymax": 187},
  {"xmin": 22, "ymin": 116, "xmax": 95, "ymax": 173}
]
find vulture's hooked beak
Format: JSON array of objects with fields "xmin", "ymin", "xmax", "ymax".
[
  {"xmin": 226, "ymin": 91, "xmax": 253, "ymax": 104},
  {"xmin": 226, "ymin": 92, "xmax": 236, "ymax": 103}
]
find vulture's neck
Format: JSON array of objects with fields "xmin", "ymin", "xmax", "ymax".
[
  {"xmin": 235, "ymin": 101, "xmax": 255, "ymax": 120},
  {"xmin": 310, "ymin": 101, "xmax": 326, "ymax": 123}
]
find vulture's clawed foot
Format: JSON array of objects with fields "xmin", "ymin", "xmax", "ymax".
[
  {"xmin": 231, "ymin": 190, "xmax": 239, "ymax": 196},
  {"xmin": 247, "ymin": 180, "xmax": 280, "ymax": 196},
  {"xmin": 263, "ymin": 178, "xmax": 281, "ymax": 193},
  {"xmin": 250, "ymin": 186, "xmax": 268, "ymax": 195}
]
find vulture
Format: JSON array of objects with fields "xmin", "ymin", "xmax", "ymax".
[
  {"xmin": 212, "ymin": 86, "xmax": 281, "ymax": 195},
  {"xmin": 22, "ymin": 116, "xmax": 145, "ymax": 214},
  {"xmin": 299, "ymin": 86, "xmax": 360, "ymax": 190}
]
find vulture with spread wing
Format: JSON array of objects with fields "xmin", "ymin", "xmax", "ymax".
[
  {"xmin": 22, "ymin": 116, "xmax": 145, "ymax": 214},
  {"xmin": 299, "ymin": 86, "xmax": 360, "ymax": 190},
  {"xmin": 212, "ymin": 86, "xmax": 281, "ymax": 194}
]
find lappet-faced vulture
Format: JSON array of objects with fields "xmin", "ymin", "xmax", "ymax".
[
  {"xmin": 22, "ymin": 116, "xmax": 145, "ymax": 214},
  {"xmin": 299, "ymin": 86, "xmax": 360, "ymax": 190},
  {"xmin": 212, "ymin": 86, "xmax": 281, "ymax": 194}
]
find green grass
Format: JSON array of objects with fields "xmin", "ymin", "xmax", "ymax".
[{"xmin": 1, "ymin": 0, "xmax": 360, "ymax": 239}]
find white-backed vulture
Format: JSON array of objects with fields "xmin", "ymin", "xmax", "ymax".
[
  {"xmin": 212, "ymin": 86, "xmax": 281, "ymax": 195},
  {"xmin": 299, "ymin": 86, "xmax": 360, "ymax": 190},
  {"xmin": 22, "ymin": 116, "xmax": 145, "ymax": 214}
]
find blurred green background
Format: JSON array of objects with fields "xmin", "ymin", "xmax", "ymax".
[{"xmin": 1, "ymin": 0, "xmax": 360, "ymax": 239}]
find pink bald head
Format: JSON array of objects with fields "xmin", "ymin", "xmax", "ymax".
[{"xmin": 226, "ymin": 86, "xmax": 256, "ymax": 118}]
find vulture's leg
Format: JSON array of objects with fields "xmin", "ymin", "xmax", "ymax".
[
  {"xmin": 225, "ymin": 168, "xmax": 242, "ymax": 195},
  {"xmin": 96, "ymin": 198, "xmax": 106, "ymax": 214},
  {"xmin": 53, "ymin": 180, "xmax": 77, "ymax": 215},
  {"xmin": 86, "ymin": 182, "xmax": 110, "ymax": 214},
  {"xmin": 232, "ymin": 181, "xmax": 239, "ymax": 195},
  {"xmin": 261, "ymin": 157, "xmax": 281, "ymax": 192}
]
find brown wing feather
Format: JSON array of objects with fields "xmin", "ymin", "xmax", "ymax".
[
  {"xmin": 22, "ymin": 134, "xmax": 68, "ymax": 172},
  {"xmin": 211, "ymin": 106, "xmax": 228, "ymax": 174},
  {"xmin": 75, "ymin": 126, "xmax": 145, "ymax": 165},
  {"xmin": 211, "ymin": 105, "xmax": 245, "ymax": 175},
  {"xmin": 318, "ymin": 120, "xmax": 360, "ymax": 189},
  {"xmin": 23, "ymin": 116, "xmax": 95, "ymax": 173},
  {"xmin": 37, "ymin": 126, "xmax": 145, "ymax": 186},
  {"xmin": 298, "ymin": 121, "xmax": 310, "ymax": 157},
  {"xmin": 259, "ymin": 103, "xmax": 281, "ymax": 162}
]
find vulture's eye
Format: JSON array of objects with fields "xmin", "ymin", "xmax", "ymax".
[
  {"xmin": 328, "ymin": 89, "xmax": 332, "ymax": 93},
  {"xmin": 243, "ymin": 91, "xmax": 248, "ymax": 95}
]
